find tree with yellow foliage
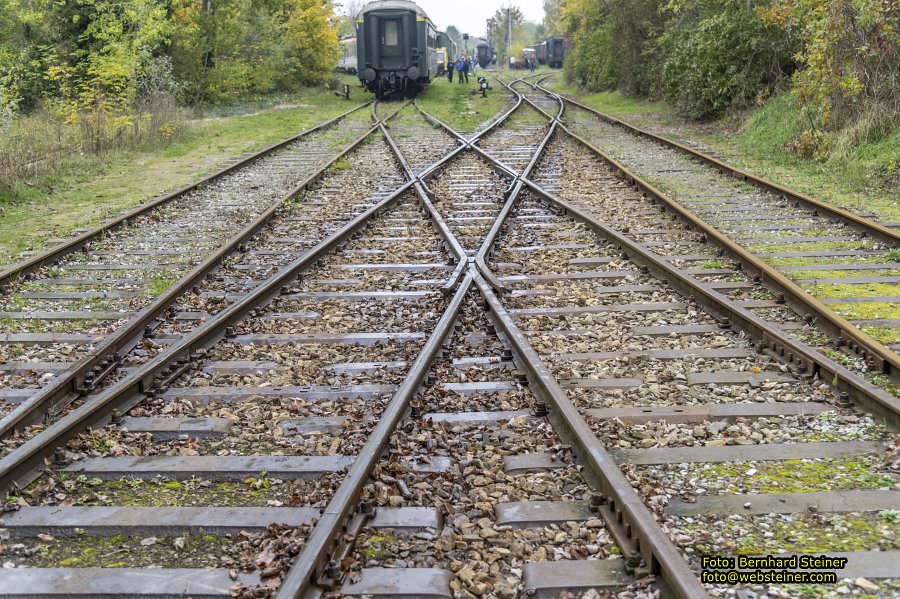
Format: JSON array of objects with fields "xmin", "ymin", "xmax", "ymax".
[{"xmin": 283, "ymin": 0, "xmax": 341, "ymax": 87}]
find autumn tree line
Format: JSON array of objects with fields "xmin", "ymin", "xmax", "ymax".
[
  {"xmin": 0, "ymin": 0, "xmax": 341, "ymax": 185},
  {"xmin": 546, "ymin": 0, "xmax": 898, "ymax": 156}
]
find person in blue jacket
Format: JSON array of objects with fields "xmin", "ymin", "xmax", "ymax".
[{"xmin": 456, "ymin": 57, "xmax": 465, "ymax": 84}]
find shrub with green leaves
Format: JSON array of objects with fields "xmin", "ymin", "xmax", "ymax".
[
  {"xmin": 568, "ymin": 23, "xmax": 618, "ymax": 91},
  {"xmin": 656, "ymin": 7, "xmax": 795, "ymax": 119}
]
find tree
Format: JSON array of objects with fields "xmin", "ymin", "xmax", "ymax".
[
  {"xmin": 761, "ymin": 0, "xmax": 899, "ymax": 130},
  {"xmin": 559, "ymin": 0, "xmax": 664, "ymax": 94},
  {"xmin": 170, "ymin": 0, "xmax": 341, "ymax": 102},
  {"xmin": 445, "ymin": 25, "xmax": 463, "ymax": 49},
  {"xmin": 283, "ymin": 0, "xmax": 340, "ymax": 86},
  {"xmin": 0, "ymin": 0, "xmax": 56, "ymax": 112},
  {"xmin": 543, "ymin": 0, "xmax": 562, "ymax": 36},
  {"xmin": 486, "ymin": 5, "xmax": 524, "ymax": 60},
  {"xmin": 655, "ymin": 5, "xmax": 794, "ymax": 118}
]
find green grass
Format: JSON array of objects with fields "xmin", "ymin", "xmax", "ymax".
[
  {"xmin": 416, "ymin": 75, "xmax": 509, "ymax": 133},
  {"xmin": 548, "ymin": 75, "xmax": 900, "ymax": 225},
  {"xmin": 720, "ymin": 94, "xmax": 900, "ymax": 223},
  {"xmin": 0, "ymin": 82, "xmax": 366, "ymax": 266},
  {"xmin": 561, "ymin": 88, "xmax": 671, "ymax": 117},
  {"xmin": 146, "ymin": 274, "xmax": 176, "ymax": 297}
]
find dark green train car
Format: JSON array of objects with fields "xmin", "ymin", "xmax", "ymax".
[
  {"xmin": 356, "ymin": 0, "xmax": 438, "ymax": 98},
  {"xmin": 437, "ymin": 31, "xmax": 457, "ymax": 75}
]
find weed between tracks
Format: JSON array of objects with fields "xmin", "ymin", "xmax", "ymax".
[
  {"xmin": 677, "ymin": 512, "xmax": 900, "ymax": 555},
  {"xmin": 676, "ymin": 455, "xmax": 895, "ymax": 494},
  {"xmin": 31, "ymin": 473, "xmax": 324, "ymax": 508},
  {"xmin": 5, "ymin": 534, "xmax": 234, "ymax": 569},
  {"xmin": 417, "ymin": 76, "xmax": 510, "ymax": 134}
]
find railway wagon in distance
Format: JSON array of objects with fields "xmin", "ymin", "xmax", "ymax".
[
  {"xmin": 437, "ymin": 31, "xmax": 457, "ymax": 75},
  {"xmin": 535, "ymin": 40, "xmax": 547, "ymax": 65},
  {"xmin": 475, "ymin": 41, "xmax": 493, "ymax": 69},
  {"xmin": 356, "ymin": 0, "xmax": 438, "ymax": 98},
  {"xmin": 547, "ymin": 36, "xmax": 569, "ymax": 68},
  {"xmin": 337, "ymin": 37, "xmax": 357, "ymax": 74},
  {"xmin": 522, "ymin": 46, "xmax": 536, "ymax": 68}
]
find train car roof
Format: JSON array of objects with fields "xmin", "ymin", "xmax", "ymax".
[{"xmin": 357, "ymin": 0, "xmax": 432, "ymax": 21}]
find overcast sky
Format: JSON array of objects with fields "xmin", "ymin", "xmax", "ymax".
[
  {"xmin": 347, "ymin": 1, "xmax": 546, "ymax": 39},
  {"xmin": 421, "ymin": 1, "xmax": 545, "ymax": 38}
]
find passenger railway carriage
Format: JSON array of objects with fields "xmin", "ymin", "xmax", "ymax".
[
  {"xmin": 337, "ymin": 37, "xmax": 357, "ymax": 74},
  {"xmin": 356, "ymin": 0, "xmax": 438, "ymax": 98},
  {"xmin": 475, "ymin": 41, "xmax": 493, "ymax": 69},
  {"xmin": 546, "ymin": 36, "xmax": 568, "ymax": 68},
  {"xmin": 436, "ymin": 31, "xmax": 457, "ymax": 75}
]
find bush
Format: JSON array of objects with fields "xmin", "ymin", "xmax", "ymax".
[
  {"xmin": 656, "ymin": 7, "xmax": 794, "ymax": 119},
  {"xmin": 567, "ymin": 23, "xmax": 618, "ymax": 91},
  {"xmin": 761, "ymin": 0, "xmax": 899, "ymax": 130}
]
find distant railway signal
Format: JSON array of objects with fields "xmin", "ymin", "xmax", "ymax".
[{"xmin": 478, "ymin": 76, "xmax": 488, "ymax": 97}]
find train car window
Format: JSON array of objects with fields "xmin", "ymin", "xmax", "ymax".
[{"xmin": 383, "ymin": 20, "xmax": 399, "ymax": 47}]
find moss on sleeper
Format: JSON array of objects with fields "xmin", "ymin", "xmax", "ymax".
[
  {"xmin": 828, "ymin": 302, "xmax": 898, "ymax": 322},
  {"xmin": 354, "ymin": 531, "xmax": 397, "ymax": 560},
  {"xmin": 677, "ymin": 511, "xmax": 900, "ymax": 555},
  {"xmin": 2, "ymin": 534, "xmax": 234, "ymax": 569},
  {"xmin": 650, "ymin": 455, "xmax": 896, "ymax": 495},
  {"xmin": 766, "ymin": 256, "xmax": 893, "ymax": 268},
  {"xmin": 795, "ymin": 270, "xmax": 900, "ymax": 284},
  {"xmin": 793, "ymin": 278, "xmax": 900, "ymax": 310},
  {"xmin": 859, "ymin": 325, "xmax": 900, "ymax": 345},
  {"xmin": 750, "ymin": 241, "xmax": 878, "ymax": 254},
  {"xmin": 36, "ymin": 473, "xmax": 321, "ymax": 507}
]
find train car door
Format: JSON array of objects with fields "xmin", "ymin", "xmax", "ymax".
[{"xmin": 380, "ymin": 18, "xmax": 402, "ymax": 60}]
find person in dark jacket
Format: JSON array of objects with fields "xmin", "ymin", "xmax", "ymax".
[
  {"xmin": 456, "ymin": 57, "xmax": 465, "ymax": 84},
  {"xmin": 463, "ymin": 56, "xmax": 471, "ymax": 83},
  {"xmin": 447, "ymin": 58, "xmax": 454, "ymax": 83}
]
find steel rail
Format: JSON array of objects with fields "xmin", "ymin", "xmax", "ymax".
[
  {"xmin": 407, "ymin": 80, "xmax": 709, "ymax": 597},
  {"xmin": 426, "ymin": 78, "xmax": 897, "ymax": 598},
  {"xmin": 523, "ymin": 83, "xmax": 900, "ymax": 382},
  {"xmin": 275, "ymin": 274, "xmax": 472, "ymax": 599},
  {"xmin": 413, "ymin": 80, "xmax": 548, "ymax": 290},
  {"xmin": 413, "ymin": 102, "xmax": 519, "ymax": 180},
  {"xmin": 434, "ymin": 83, "xmax": 712, "ymax": 596},
  {"xmin": 473, "ymin": 78, "xmax": 558, "ymax": 292},
  {"xmin": 0, "ymin": 108, "xmax": 401, "ymax": 440},
  {"xmin": 471, "ymin": 267, "xmax": 708, "ymax": 598},
  {"xmin": 521, "ymin": 174, "xmax": 900, "ymax": 424},
  {"xmin": 0, "ymin": 102, "xmax": 371, "ymax": 287},
  {"xmin": 274, "ymin": 87, "xmax": 554, "ymax": 599},
  {"xmin": 376, "ymin": 121, "xmax": 468, "ymax": 290},
  {"xmin": 0, "ymin": 129, "xmax": 419, "ymax": 492},
  {"xmin": 475, "ymin": 83, "xmax": 557, "ymax": 293},
  {"xmin": 537, "ymin": 82, "xmax": 900, "ymax": 246}
]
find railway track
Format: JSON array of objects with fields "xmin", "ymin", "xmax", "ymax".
[
  {"xmin": 532, "ymin": 78, "xmax": 900, "ymax": 377},
  {"xmin": 0, "ymin": 105, "xmax": 382, "ymax": 436},
  {"xmin": 0, "ymin": 77, "xmax": 896, "ymax": 598}
]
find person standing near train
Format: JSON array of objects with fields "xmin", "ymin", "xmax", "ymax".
[
  {"xmin": 447, "ymin": 57, "xmax": 454, "ymax": 83},
  {"xmin": 456, "ymin": 56, "xmax": 465, "ymax": 84},
  {"xmin": 463, "ymin": 56, "xmax": 471, "ymax": 83}
]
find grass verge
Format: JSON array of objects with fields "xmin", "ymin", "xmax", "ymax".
[
  {"xmin": 0, "ymin": 78, "xmax": 365, "ymax": 266},
  {"xmin": 417, "ymin": 74, "xmax": 510, "ymax": 133},
  {"xmin": 547, "ymin": 76, "xmax": 900, "ymax": 226}
]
